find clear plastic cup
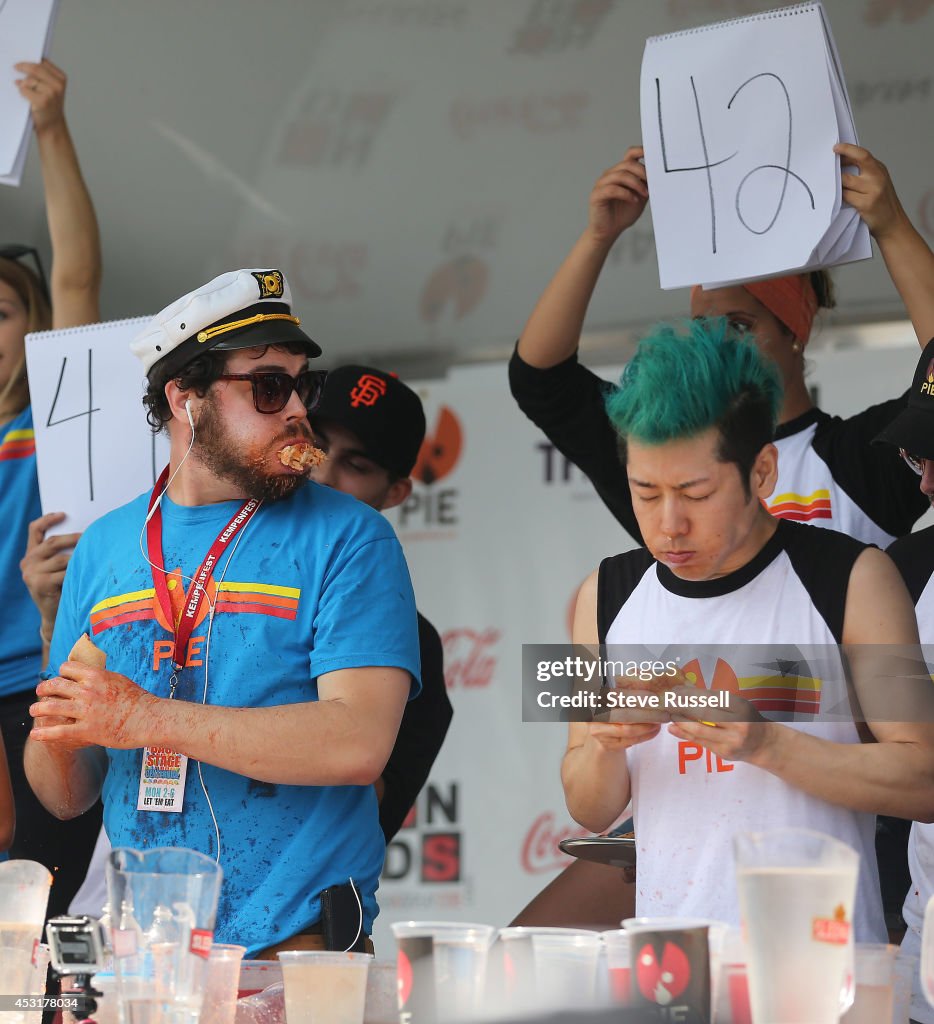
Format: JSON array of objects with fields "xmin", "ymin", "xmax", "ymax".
[
  {"xmin": 624, "ymin": 917, "xmax": 715, "ymax": 1018},
  {"xmin": 278, "ymin": 951, "xmax": 372, "ymax": 1024},
  {"xmin": 498, "ymin": 926, "xmax": 601, "ymax": 1014},
  {"xmin": 200, "ymin": 945, "xmax": 246, "ymax": 1024},
  {"xmin": 0, "ymin": 860, "xmax": 53, "ymax": 1005},
  {"xmin": 893, "ymin": 951, "xmax": 917, "ymax": 1024},
  {"xmin": 712, "ymin": 927, "xmax": 749, "ymax": 1024},
  {"xmin": 601, "ymin": 929, "xmax": 632, "ymax": 1005},
  {"xmin": 840, "ymin": 943, "xmax": 897, "ymax": 1023},
  {"xmin": 362, "ymin": 959, "xmax": 397, "ymax": 1024},
  {"xmin": 237, "ymin": 960, "xmax": 283, "ymax": 999},
  {"xmin": 391, "ymin": 921, "xmax": 494, "ymax": 1023}
]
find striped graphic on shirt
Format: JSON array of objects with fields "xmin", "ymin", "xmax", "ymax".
[
  {"xmin": 90, "ymin": 581, "xmax": 301, "ymax": 635},
  {"xmin": 0, "ymin": 428, "xmax": 35, "ymax": 461},
  {"xmin": 768, "ymin": 489, "xmax": 832, "ymax": 522},
  {"xmin": 736, "ymin": 673, "xmax": 822, "ymax": 715},
  {"xmin": 682, "ymin": 657, "xmax": 822, "ymax": 717}
]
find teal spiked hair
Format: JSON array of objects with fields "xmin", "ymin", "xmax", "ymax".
[{"xmin": 605, "ymin": 317, "xmax": 783, "ymax": 492}]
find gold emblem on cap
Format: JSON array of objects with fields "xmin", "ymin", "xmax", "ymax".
[{"xmin": 252, "ymin": 270, "xmax": 285, "ymax": 299}]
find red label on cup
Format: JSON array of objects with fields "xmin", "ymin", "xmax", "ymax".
[
  {"xmin": 31, "ymin": 939, "xmax": 39, "ymax": 968},
  {"xmin": 811, "ymin": 918, "xmax": 850, "ymax": 945},
  {"xmin": 189, "ymin": 929, "xmax": 214, "ymax": 959}
]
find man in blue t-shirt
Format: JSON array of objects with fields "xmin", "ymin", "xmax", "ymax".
[{"xmin": 24, "ymin": 269, "xmax": 421, "ymax": 957}]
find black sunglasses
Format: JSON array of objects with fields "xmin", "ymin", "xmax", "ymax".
[
  {"xmin": 0, "ymin": 244, "xmax": 50, "ymax": 302},
  {"xmin": 217, "ymin": 369, "xmax": 327, "ymax": 415}
]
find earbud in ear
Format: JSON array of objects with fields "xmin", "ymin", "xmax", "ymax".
[{"xmin": 185, "ymin": 399, "xmax": 194, "ymax": 428}]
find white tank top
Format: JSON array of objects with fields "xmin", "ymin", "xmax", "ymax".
[{"xmin": 599, "ymin": 519, "xmax": 886, "ymax": 942}]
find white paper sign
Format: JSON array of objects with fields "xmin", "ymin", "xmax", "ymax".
[
  {"xmin": 25, "ymin": 318, "xmax": 168, "ymax": 535},
  {"xmin": 0, "ymin": 0, "xmax": 60, "ymax": 186},
  {"xmin": 640, "ymin": 2, "xmax": 870, "ymax": 290}
]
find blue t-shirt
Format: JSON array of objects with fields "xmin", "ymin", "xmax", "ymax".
[
  {"xmin": 0, "ymin": 407, "xmax": 42, "ymax": 697},
  {"xmin": 50, "ymin": 480, "xmax": 421, "ymax": 954}
]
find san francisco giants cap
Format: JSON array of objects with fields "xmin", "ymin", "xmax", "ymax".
[
  {"xmin": 874, "ymin": 336, "xmax": 934, "ymax": 460},
  {"xmin": 310, "ymin": 365, "xmax": 426, "ymax": 478},
  {"xmin": 131, "ymin": 268, "xmax": 321, "ymax": 379}
]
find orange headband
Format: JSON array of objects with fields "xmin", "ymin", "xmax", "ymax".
[{"xmin": 692, "ymin": 275, "xmax": 819, "ymax": 346}]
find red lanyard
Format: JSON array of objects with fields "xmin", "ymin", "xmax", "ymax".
[{"xmin": 146, "ymin": 466, "xmax": 261, "ymax": 677}]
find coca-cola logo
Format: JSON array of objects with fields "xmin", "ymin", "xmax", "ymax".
[
  {"xmin": 442, "ymin": 628, "xmax": 500, "ymax": 689},
  {"xmin": 520, "ymin": 812, "xmax": 592, "ymax": 874}
]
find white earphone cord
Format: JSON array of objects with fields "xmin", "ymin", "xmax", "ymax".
[{"xmin": 136, "ymin": 420, "xmax": 360, "ymax": 939}]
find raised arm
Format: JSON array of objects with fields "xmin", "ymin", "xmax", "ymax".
[
  {"xmin": 15, "ymin": 60, "xmax": 101, "ymax": 329},
  {"xmin": 836, "ymin": 143, "xmax": 934, "ymax": 348},
  {"xmin": 516, "ymin": 147, "xmax": 648, "ymax": 369}
]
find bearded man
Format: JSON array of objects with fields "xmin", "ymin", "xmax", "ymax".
[{"xmin": 24, "ymin": 269, "xmax": 421, "ymax": 957}]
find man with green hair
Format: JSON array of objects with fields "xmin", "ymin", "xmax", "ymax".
[{"xmin": 562, "ymin": 317, "xmax": 934, "ymax": 941}]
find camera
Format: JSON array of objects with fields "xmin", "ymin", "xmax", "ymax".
[
  {"xmin": 47, "ymin": 916, "xmax": 106, "ymax": 975},
  {"xmin": 47, "ymin": 916, "xmax": 106, "ymax": 1021}
]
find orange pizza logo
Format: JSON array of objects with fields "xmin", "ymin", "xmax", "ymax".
[
  {"xmin": 412, "ymin": 406, "xmax": 463, "ymax": 485},
  {"xmin": 350, "ymin": 374, "xmax": 388, "ymax": 408},
  {"xmin": 152, "ymin": 568, "xmax": 216, "ymax": 633}
]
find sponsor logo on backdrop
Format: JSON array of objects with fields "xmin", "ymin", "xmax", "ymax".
[
  {"xmin": 520, "ymin": 811, "xmax": 592, "ymax": 874},
  {"xmin": 277, "ymin": 89, "xmax": 397, "ymax": 169},
  {"xmin": 852, "ymin": 76, "xmax": 931, "ymax": 108},
  {"xmin": 382, "ymin": 782, "xmax": 472, "ymax": 912},
  {"xmin": 863, "ymin": 0, "xmax": 934, "ymax": 26},
  {"xmin": 450, "ymin": 92, "xmax": 589, "ymax": 140},
  {"xmin": 443, "ymin": 628, "xmax": 500, "ymax": 689},
  {"xmin": 420, "ymin": 213, "xmax": 499, "ymax": 325},
  {"xmin": 508, "ymin": 0, "xmax": 613, "ymax": 55},
  {"xmin": 397, "ymin": 407, "xmax": 463, "ymax": 538},
  {"xmin": 419, "ymin": 255, "xmax": 489, "ymax": 324},
  {"xmin": 537, "ymin": 441, "xmax": 603, "ymax": 502}
]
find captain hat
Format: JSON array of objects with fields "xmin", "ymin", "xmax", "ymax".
[{"xmin": 131, "ymin": 268, "xmax": 321, "ymax": 379}]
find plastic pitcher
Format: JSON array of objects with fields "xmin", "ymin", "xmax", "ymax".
[
  {"xmin": 734, "ymin": 828, "xmax": 857, "ymax": 1024},
  {"xmin": 106, "ymin": 847, "xmax": 223, "ymax": 1024}
]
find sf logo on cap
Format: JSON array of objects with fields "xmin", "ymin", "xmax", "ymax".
[
  {"xmin": 252, "ymin": 270, "xmax": 285, "ymax": 299},
  {"xmin": 350, "ymin": 374, "xmax": 388, "ymax": 408}
]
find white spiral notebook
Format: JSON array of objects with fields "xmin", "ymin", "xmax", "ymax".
[
  {"xmin": 639, "ymin": 2, "xmax": 870, "ymax": 290},
  {"xmin": 25, "ymin": 317, "xmax": 168, "ymax": 536},
  {"xmin": 0, "ymin": 0, "xmax": 61, "ymax": 187}
]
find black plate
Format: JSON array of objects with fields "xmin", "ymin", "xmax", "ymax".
[{"xmin": 558, "ymin": 836, "xmax": 637, "ymax": 869}]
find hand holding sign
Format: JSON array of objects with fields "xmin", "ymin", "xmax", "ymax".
[
  {"xmin": 0, "ymin": 0, "xmax": 60, "ymax": 186},
  {"xmin": 640, "ymin": 2, "xmax": 869, "ymax": 289}
]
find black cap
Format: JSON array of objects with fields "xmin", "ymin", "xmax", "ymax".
[
  {"xmin": 310, "ymin": 365, "xmax": 426, "ymax": 478},
  {"xmin": 875, "ymin": 338, "xmax": 934, "ymax": 459}
]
